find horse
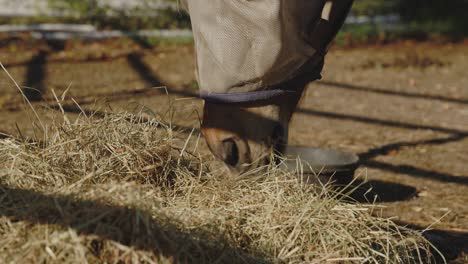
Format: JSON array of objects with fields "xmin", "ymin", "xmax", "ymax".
[{"xmin": 182, "ymin": 0, "xmax": 354, "ymax": 172}]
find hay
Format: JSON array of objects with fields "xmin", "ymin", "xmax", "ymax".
[{"xmin": 0, "ymin": 112, "xmax": 437, "ymax": 263}]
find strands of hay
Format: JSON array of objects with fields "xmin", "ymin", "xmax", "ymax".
[{"xmin": 0, "ymin": 112, "xmax": 436, "ymax": 263}]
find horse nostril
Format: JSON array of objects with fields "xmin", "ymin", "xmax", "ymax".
[{"xmin": 222, "ymin": 138, "xmax": 240, "ymax": 167}]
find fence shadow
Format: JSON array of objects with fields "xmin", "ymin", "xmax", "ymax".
[
  {"xmin": 20, "ymin": 40, "xmax": 67, "ymax": 102},
  {"xmin": 358, "ymin": 134, "xmax": 468, "ymax": 185},
  {"xmin": 359, "ymin": 135, "xmax": 467, "ymax": 161},
  {"xmin": 24, "ymin": 50, "xmax": 48, "ymax": 102},
  {"xmin": 126, "ymin": 52, "xmax": 197, "ymax": 98},
  {"xmin": 296, "ymin": 108, "xmax": 468, "ymax": 135},
  {"xmin": 362, "ymin": 160, "xmax": 468, "ymax": 185},
  {"xmin": 319, "ymin": 81, "xmax": 468, "ymax": 105}
]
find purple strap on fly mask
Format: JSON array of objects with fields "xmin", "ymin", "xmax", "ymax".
[
  {"xmin": 200, "ymin": 72, "xmax": 322, "ymax": 105},
  {"xmin": 200, "ymin": 89, "xmax": 296, "ymax": 104}
]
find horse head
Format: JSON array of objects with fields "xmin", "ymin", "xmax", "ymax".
[
  {"xmin": 183, "ymin": 0, "xmax": 353, "ymax": 172},
  {"xmin": 201, "ymin": 75, "xmax": 313, "ymax": 173}
]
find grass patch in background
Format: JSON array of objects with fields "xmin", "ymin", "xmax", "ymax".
[
  {"xmin": 0, "ymin": 105, "xmax": 439, "ymax": 263},
  {"xmin": 0, "ymin": 9, "xmax": 191, "ymax": 31},
  {"xmin": 45, "ymin": 0, "xmax": 191, "ymax": 30},
  {"xmin": 335, "ymin": 22, "xmax": 465, "ymax": 47},
  {"xmin": 350, "ymin": 0, "xmax": 468, "ymax": 42},
  {"xmin": 3, "ymin": 0, "xmax": 467, "ymax": 45}
]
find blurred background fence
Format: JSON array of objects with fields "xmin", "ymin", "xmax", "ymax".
[{"xmin": 0, "ymin": 0, "xmax": 467, "ymax": 44}]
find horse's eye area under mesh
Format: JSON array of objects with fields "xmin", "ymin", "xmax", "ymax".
[{"xmin": 222, "ymin": 138, "xmax": 240, "ymax": 167}]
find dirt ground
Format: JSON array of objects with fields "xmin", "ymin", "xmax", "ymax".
[{"xmin": 1, "ymin": 37, "xmax": 467, "ymax": 262}]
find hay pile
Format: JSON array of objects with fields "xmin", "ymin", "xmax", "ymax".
[{"xmin": 0, "ymin": 112, "xmax": 436, "ymax": 263}]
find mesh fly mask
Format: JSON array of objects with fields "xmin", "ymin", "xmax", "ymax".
[{"xmin": 182, "ymin": 0, "xmax": 353, "ymax": 106}]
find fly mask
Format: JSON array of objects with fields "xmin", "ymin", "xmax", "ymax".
[
  {"xmin": 182, "ymin": 0, "xmax": 353, "ymax": 106},
  {"xmin": 181, "ymin": 0, "xmax": 354, "ymax": 170}
]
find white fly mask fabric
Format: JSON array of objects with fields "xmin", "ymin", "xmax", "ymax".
[{"xmin": 182, "ymin": 0, "xmax": 352, "ymax": 104}]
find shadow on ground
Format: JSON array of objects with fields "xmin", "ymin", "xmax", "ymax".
[
  {"xmin": 358, "ymin": 134, "xmax": 468, "ymax": 185},
  {"xmin": 0, "ymin": 182, "xmax": 464, "ymax": 263},
  {"xmin": 0, "ymin": 184, "xmax": 268, "ymax": 263},
  {"xmin": 399, "ymin": 222, "xmax": 468, "ymax": 263},
  {"xmin": 342, "ymin": 179, "xmax": 418, "ymax": 203},
  {"xmin": 24, "ymin": 50, "xmax": 48, "ymax": 101},
  {"xmin": 319, "ymin": 81, "xmax": 468, "ymax": 105}
]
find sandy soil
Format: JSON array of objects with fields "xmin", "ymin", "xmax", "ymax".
[{"xmin": 0, "ymin": 37, "xmax": 467, "ymax": 262}]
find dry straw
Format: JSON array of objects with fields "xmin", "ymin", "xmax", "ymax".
[{"xmin": 0, "ymin": 109, "xmax": 439, "ymax": 263}]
